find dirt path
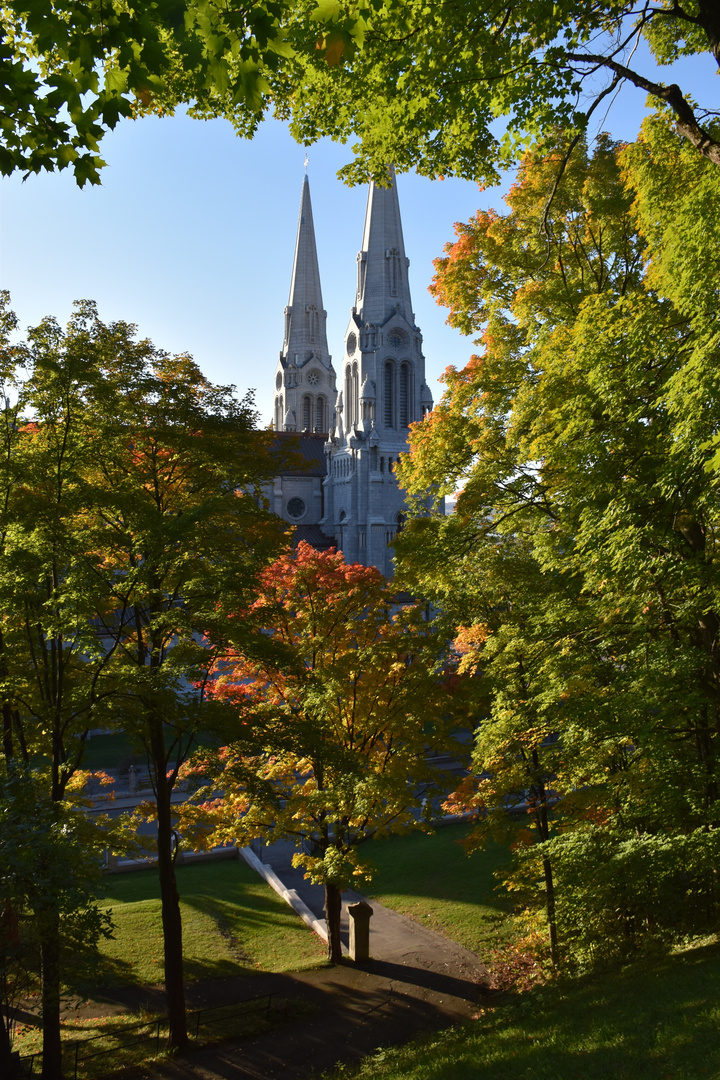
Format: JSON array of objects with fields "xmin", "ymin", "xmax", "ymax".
[
  {"xmin": 117, "ymin": 948, "xmax": 489, "ymax": 1080},
  {"xmin": 59, "ymin": 846, "xmax": 491, "ymax": 1078}
]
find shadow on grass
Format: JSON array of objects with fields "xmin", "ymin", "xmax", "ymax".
[
  {"xmin": 361, "ymin": 958, "xmax": 486, "ymax": 1001},
  {"xmin": 391, "ymin": 939, "xmax": 720, "ymax": 1080},
  {"xmin": 74, "ymin": 952, "xmax": 138, "ymax": 992},
  {"xmin": 95, "ymin": 860, "xmax": 326, "ymax": 997},
  {"xmin": 180, "ymin": 891, "xmax": 321, "ymax": 980}
]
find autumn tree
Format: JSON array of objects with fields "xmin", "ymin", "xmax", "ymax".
[
  {"xmin": 0, "ymin": 298, "xmax": 287, "ymax": 1055},
  {"xmin": 394, "ymin": 130, "xmax": 720, "ymax": 967},
  {"xmin": 86, "ymin": 327, "xmax": 286, "ymax": 1046},
  {"xmin": 0, "ymin": 769, "xmax": 113, "ymax": 1079},
  {"xmin": 0, "ymin": 297, "xmax": 130, "ymax": 1078},
  {"xmin": 187, "ymin": 542, "xmax": 460, "ymax": 963}
]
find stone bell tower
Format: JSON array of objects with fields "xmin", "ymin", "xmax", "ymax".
[
  {"xmin": 321, "ymin": 170, "xmax": 434, "ymax": 577},
  {"xmin": 273, "ymin": 175, "xmax": 337, "ymax": 435}
]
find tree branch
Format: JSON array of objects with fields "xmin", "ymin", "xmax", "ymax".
[{"xmin": 565, "ymin": 51, "xmax": 720, "ymax": 165}]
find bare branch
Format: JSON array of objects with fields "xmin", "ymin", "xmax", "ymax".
[{"xmin": 565, "ymin": 51, "xmax": 720, "ymax": 165}]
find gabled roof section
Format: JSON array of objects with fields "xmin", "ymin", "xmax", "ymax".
[
  {"xmin": 272, "ymin": 431, "xmax": 327, "ymax": 476},
  {"xmin": 293, "ymin": 523, "xmax": 336, "ymax": 551}
]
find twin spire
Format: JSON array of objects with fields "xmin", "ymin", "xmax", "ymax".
[
  {"xmin": 282, "ymin": 175, "xmax": 331, "ymax": 368},
  {"xmin": 355, "ymin": 168, "xmax": 413, "ymax": 326},
  {"xmin": 274, "ymin": 168, "xmax": 416, "ymax": 437},
  {"xmin": 282, "ymin": 169, "xmax": 412, "ymax": 371}
]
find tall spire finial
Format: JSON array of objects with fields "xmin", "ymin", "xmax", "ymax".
[
  {"xmin": 281, "ymin": 173, "xmax": 330, "ymax": 364},
  {"xmin": 355, "ymin": 168, "xmax": 413, "ymax": 325},
  {"xmin": 304, "ymin": 151, "xmax": 309, "ymax": 174}
]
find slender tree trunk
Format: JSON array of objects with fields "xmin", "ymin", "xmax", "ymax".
[
  {"xmin": 40, "ymin": 913, "xmax": 63, "ymax": 1080},
  {"xmin": 324, "ymin": 883, "xmax": 343, "ymax": 964},
  {"xmin": 2, "ymin": 701, "xmax": 13, "ymax": 760},
  {"xmin": 542, "ymin": 854, "xmax": 559, "ymax": 970},
  {"xmin": 0, "ymin": 996, "xmax": 19, "ymax": 1080},
  {"xmin": 0, "ymin": 903, "xmax": 24, "ymax": 1079},
  {"xmin": 149, "ymin": 721, "xmax": 188, "ymax": 1050}
]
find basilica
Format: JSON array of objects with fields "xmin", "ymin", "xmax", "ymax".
[{"xmin": 266, "ymin": 170, "xmax": 436, "ymax": 578}]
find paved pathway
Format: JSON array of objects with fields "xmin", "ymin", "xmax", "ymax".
[
  {"xmin": 253, "ymin": 837, "xmax": 487, "ymax": 988},
  {"xmin": 115, "ymin": 839, "xmax": 490, "ymax": 1080}
]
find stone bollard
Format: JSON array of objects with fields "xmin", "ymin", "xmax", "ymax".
[
  {"xmin": 347, "ymin": 901, "xmax": 373, "ymax": 962},
  {"xmin": 128, "ymin": 764, "xmax": 138, "ymax": 794}
]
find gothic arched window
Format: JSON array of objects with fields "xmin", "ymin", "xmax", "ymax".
[
  {"xmin": 384, "ymin": 361, "xmax": 395, "ymax": 428},
  {"xmin": 315, "ymin": 396, "xmax": 326, "ymax": 432},
  {"xmin": 275, "ymin": 395, "xmax": 284, "ymax": 430},
  {"xmin": 400, "ymin": 362, "xmax": 411, "ymax": 427},
  {"xmin": 302, "ymin": 395, "xmax": 312, "ymax": 431},
  {"xmin": 345, "ymin": 366, "xmax": 352, "ymax": 427},
  {"xmin": 352, "ymin": 362, "xmax": 359, "ymax": 428}
]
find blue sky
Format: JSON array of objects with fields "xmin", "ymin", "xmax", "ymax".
[{"xmin": 0, "ymin": 48, "xmax": 715, "ymax": 425}]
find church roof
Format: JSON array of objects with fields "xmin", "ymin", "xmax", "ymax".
[
  {"xmin": 272, "ymin": 431, "xmax": 327, "ymax": 477},
  {"xmin": 292, "ymin": 523, "xmax": 336, "ymax": 551}
]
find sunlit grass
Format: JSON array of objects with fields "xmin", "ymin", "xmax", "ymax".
[
  {"xmin": 95, "ymin": 859, "xmax": 326, "ymax": 988},
  {"xmin": 362, "ymin": 824, "xmax": 517, "ymax": 957},
  {"xmin": 321, "ymin": 939, "xmax": 720, "ymax": 1080}
]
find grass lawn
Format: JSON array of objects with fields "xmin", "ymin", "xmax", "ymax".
[
  {"xmin": 81, "ymin": 728, "xmax": 220, "ymax": 771},
  {"xmin": 322, "ymin": 938, "xmax": 720, "ymax": 1080},
  {"xmin": 94, "ymin": 859, "xmax": 326, "ymax": 988},
  {"xmin": 81, "ymin": 731, "xmax": 137, "ymax": 770},
  {"xmin": 361, "ymin": 824, "xmax": 517, "ymax": 958}
]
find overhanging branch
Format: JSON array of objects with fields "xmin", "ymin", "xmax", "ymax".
[{"xmin": 565, "ymin": 50, "xmax": 720, "ymax": 165}]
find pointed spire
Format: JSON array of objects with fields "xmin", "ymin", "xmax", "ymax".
[
  {"xmin": 282, "ymin": 175, "xmax": 330, "ymax": 367},
  {"xmin": 355, "ymin": 168, "xmax": 413, "ymax": 326}
]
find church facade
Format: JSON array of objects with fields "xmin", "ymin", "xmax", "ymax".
[{"xmin": 268, "ymin": 171, "xmax": 435, "ymax": 578}]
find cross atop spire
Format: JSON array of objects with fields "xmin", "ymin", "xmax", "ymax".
[
  {"xmin": 355, "ymin": 168, "xmax": 414, "ymax": 327},
  {"xmin": 282, "ymin": 174, "xmax": 331, "ymax": 368}
]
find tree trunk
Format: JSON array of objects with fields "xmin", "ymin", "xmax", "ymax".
[
  {"xmin": 0, "ymin": 1002, "xmax": 19, "ymax": 1080},
  {"xmin": 150, "ymin": 725, "xmax": 188, "ymax": 1051},
  {"xmin": 2, "ymin": 701, "xmax": 13, "ymax": 760},
  {"xmin": 542, "ymin": 854, "xmax": 559, "ymax": 971},
  {"xmin": 324, "ymin": 883, "xmax": 343, "ymax": 964},
  {"xmin": 0, "ymin": 908, "xmax": 24, "ymax": 1080},
  {"xmin": 40, "ymin": 914, "xmax": 63, "ymax": 1080}
]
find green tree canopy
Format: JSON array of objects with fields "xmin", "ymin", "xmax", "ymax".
[
  {"xmin": 0, "ymin": 296, "xmax": 288, "ymax": 1051},
  {"xmin": 4, "ymin": 0, "xmax": 719, "ymax": 186},
  {"xmin": 268, "ymin": 0, "xmax": 720, "ymax": 184},
  {"xmin": 394, "ymin": 126, "xmax": 720, "ymax": 967},
  {"xmin": 1, "ymin": 0, "xmax": 296, "ymax": 183}
]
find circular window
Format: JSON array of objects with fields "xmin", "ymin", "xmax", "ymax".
[
  {"xmin": 287, "ymin": 498, "xmax": 306, "ymax": 519},
  {"xmin": 347, "ymin": 333, "xmax": 357, "ymax": 356},
  {"xmin": 307, "ymin": 370, "xmax": 320, "ymax": 386},
  {"xmin": 276, "ymin": 372, "xmax": 282, "ymax": 390},
  {"xmin": 388, "ymin": 330, "xmax": 405, "ymax": 349}
]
